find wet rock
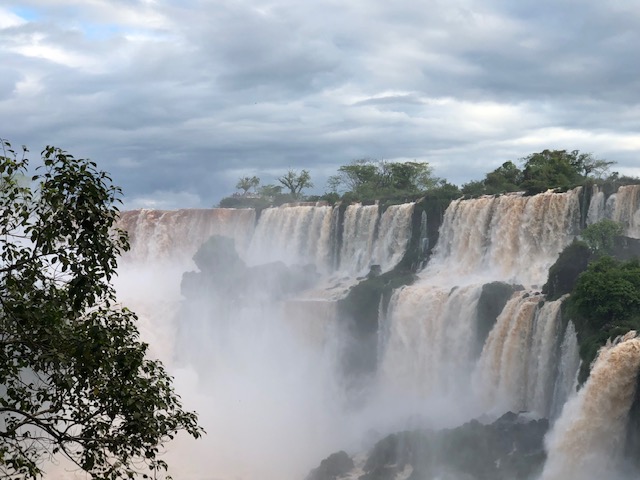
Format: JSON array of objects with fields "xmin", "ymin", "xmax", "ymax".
[
  {"xmin": 305, "ymin": 451, "xmax": 354, "ymax": 480},
  {"xmin": 305, "ymin": 412, "xmax": 549, "ymax": 480}
]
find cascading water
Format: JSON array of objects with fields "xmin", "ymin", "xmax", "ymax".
[
  {"xmin": 371, "ymin": 203, "xmax": 415, "ymax": 272},
  {"xmin": 610, "ymin": 185, "xmax": 640, "ymax": 238},
  {"xmin": 109, "ymin": 184, "xmax": 640, "ymax": 480},
  {"xmin": 376, "ymin": 189, "xmax": 582, "ymax": 422},
  {"xmin": 338, "ymin": 204, "xmax": 379, "ymax": 274},
  {"xmin": 473, "ymin": 293, "xmax": 568, "ymax": 418},
  {"xmin": 430, "ymin": 189, "xmax": 581, "ymax": 286},
  {"xmin": 378, "ymin": 284, "xmax": 482, "ymax": 402},
  {"xmin": 541, "ymin": 332, "xmax": 640, "ymax": 480},
  {"xmin": 118, "ymin": 208, "xmax": 256, "ymax": 264},
  {"xmin": 241, "ymin": 202, "xmax": 415, "ymax": 277},
  {"xmin": 586, "ymin": 184, "xmax": 606, "ymax": 225},
  {"xmin": 549, "ymin": 321, "xmax": 581, "ymax": 420},
  {"xmin": 112, "ymin": 202, "xmax": 418, "ymax": 479},
  {"xmin": 474, "ymin": 291, "xmax": 543, "ymax": 414},
  {"xmin": 246, "ymin": 204, "xmax": 335, "ymax": 272},
  {"xmin": 587, "ymin": 184, "xmax": 640, "ymax": 238}
]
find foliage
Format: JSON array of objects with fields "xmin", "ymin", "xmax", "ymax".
[
  {"xmin": 570, "ymin": 152, "xmax": 615, "ymax": 178},
  {"xmin": 484, "ymin": 161, "xmax": 523, "ymax": 194},
  {"xmin": 327, "ymin": 159, "xmax": 439, "ymax": 201},
  {"xmin": 257, "ymin": 183, "xmax": 283, "ymax": 197},
  {"xmin": 566, "ymin": 256, "xmax": 640, "ymax": 382},
  {"xmin": 460, "ymin": 179, "xmax": 486, "ymax": 197},
  {"xmin": 380, "ymin": 160, "xmax": 439, "ymax": 193},
  {"xmin": 218, "ymin": 183, "xmax": 293, "ymax": 209},
  {"xmin": 326, "ymin": 159, "xmax": 380, "ymax": 197},
  {"xmin": 218, "ymin": 194, "xmax": 272, "ymax": 209},
  {"xmin": 520, "ymin": 149, "xmax": 586, "ymax": 194},
  {"xmin": 461, "ymin": 150, "xmax": 617, "ymax": 197},
  {"xmin": 235, "ymin": 175, "xmax": 259, "ymax": 194},
  {"xmin": 0, "ymin": 141, "xmax": 203, "ymax": 479},
  {"xmin": 570, "ymin": 256, "xmax": 640, "ymax": 326},
  {"xmin": 581, "ymin": 219, "xmax": 624, "ymax": 256},
  {"xmin": 460, "ymin": 161, "xmax": 522, "ymax": 196},
  {"xmin": 461, "ymin": 161, "xmax": 523, "ymax": 196},
  {"xmin": 277, "ymin": 169, "xmax": 313, "ymax": 199}
]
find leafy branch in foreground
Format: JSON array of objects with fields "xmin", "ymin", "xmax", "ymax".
[{"xmin": 0, "ymin": 140, "xmax": 203, "ymax": 479}]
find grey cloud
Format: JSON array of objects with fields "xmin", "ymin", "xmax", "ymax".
[{"xmin": 0, "ymin": 0, "xmax": 639, "ymax": 208}]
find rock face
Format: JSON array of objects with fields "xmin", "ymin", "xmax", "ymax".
[
  {"xmin": 305, "ymin": 451, "xmax": 355, "ymax": 480},
  {"xmin": 181, "ymin": 234, "xmax": 319, "ymax": 300},
  {"xmin": 305, "ymin": 413, "xmax": 549, "ymax": 480}
]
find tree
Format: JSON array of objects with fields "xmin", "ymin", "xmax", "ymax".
[
  {"xmin": 277, "ymin": 169, "xmax": 313, "ymax": 199},
  {"xmin": 484, "ymin": 161, "xmax": 523, "ymax": 194},
  {"xmin": 581, "ymin": 219, "xmax": 624, "ymax": 256},
  {"xmin": 0, "ymin": 140, "xmax": 203, "ymax": 479},
  {"xmin": 569, "ymin": 151, "xmax": 615, "ymax": 179},
  {"xmin": 571, "ymin": 256, "xmax": 640, "ymax": 325},
  {"xmin": 461, "ymin": 179, "xmax": 487, "ymax": 197},
  {"xmin": 257, "ymin": 183, "xmax": 283, "ymax": 198},
  {"xmin": 379, "ymin": 161, "xmax": 439, "ymax": 194},
  {"xmin": 327, "ymin": 159, "xmax": 439, "ymax": 200},
  {"xmin": 327, "ymin": 159, "xmax": 379, "ymax": 196},
  {"xmin": 235, "ymin": 175, "xmax": 260, "ymax": 195},
  {"xmin": 520, "ymin": 149, "xmax": 584, "ymax": 194}
]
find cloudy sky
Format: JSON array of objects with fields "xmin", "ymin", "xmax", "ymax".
[{"xmin": 1, "ymin": 0, "xmax": 639, "ymax": 208}]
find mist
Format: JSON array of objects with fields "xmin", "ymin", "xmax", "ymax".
[{"xmin": 103, "ymin": 189, "xmax": 640, "ymax": 480}]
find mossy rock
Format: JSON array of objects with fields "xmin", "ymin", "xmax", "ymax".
[{"xmin": 542, "ymin": 240, "xmax": 591, "ymax": 301}]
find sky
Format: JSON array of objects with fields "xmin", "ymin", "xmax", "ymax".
[{"xmin": 1, "ymin": 0, "xmax": 639, "ymax": 209}]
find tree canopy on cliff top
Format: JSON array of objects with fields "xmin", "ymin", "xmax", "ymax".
[{"xmin": 0, "ymin": 140, "xmax": 203, "ymax": 479}]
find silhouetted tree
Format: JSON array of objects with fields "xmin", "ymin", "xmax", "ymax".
[{"xmin": 278, "ymin": 169, "xmax": 313, "ymax": 199}]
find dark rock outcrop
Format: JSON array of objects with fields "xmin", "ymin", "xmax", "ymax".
[
  {"xmin": 305, "ymin": 412, "xmax": 549, "ymax": 480},
  {"xmin": 305, "ymin": 451, "xmax": 354, "ymax": 480}
]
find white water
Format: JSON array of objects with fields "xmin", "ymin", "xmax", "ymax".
[
  {"xmin": 339, "ymin": 204, "xmax": 379, "ymax": 274},
  {"xmin": 373, "ymin": 190, "xmax": 582, "ymax": 425},
  {"xmin": 244, "ymin": 203, "xmax": 414, "ymax": 277},
  {"xmin": 587, "ymin": 184, "xmax": 640, "ymax": 238},
  {"xmin": 542, "ymin": 333, "xmax": 640, "ymax": 480},
  {"xmin": 378, "ymin": 284, "xmax": 482, "ymax": 403},
  {"xmin": 246, "ymin": 205, "xmax": 335, "ymax": 272},
  {"xmin": 118, "ymin": 208, "xmax": 256, "ymax": 265},
  {"xmin": 430, "ymin": 189, "xmax": 581, "ymax": 286},
  {"xmin": 103, "ymin": 187, "xmax": 640, "ymax": 480}
]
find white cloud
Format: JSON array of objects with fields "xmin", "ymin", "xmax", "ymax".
[{"xmin": 0, "ymin": 7, "xmax": 27, "ymax": 28}]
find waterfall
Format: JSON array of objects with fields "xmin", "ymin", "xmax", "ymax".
[
  {"xmin": 111, "ymin": 187, "xmax": 640, "ymax": 479},
  {"xmin": 541, "ymin": 332, "xmax": 640, "ymax": 480},
  {"xmin": 371, "ymin": 203, "xmax": 415, "ymax": 272},
  {"xmin": 338, "ymin": 204, "xmax": 379, "ymax": 274},
  {"xmin": 610, "ymin": 185, "xmax": 640, "ymax": 238},
  {"xmin": 375, "ymin": 189, "xmax": 582, "ymax": 421},
  {"xmin": 429, "ymin": 189, "xmax": 581, "ymax": 286},
  {"xmin": 586, "ymin": 185, "xmax": 606, "ymax": 225},
  {"xmin": 378, "ymin": 284, "xmax": 482, "ymax": 401},
  {"xmin": 549, "ymin": 321, "xmax": 580, "ymax": 420},
  {"xmin": 474, "ymin": 292, "xmax": 541, "ymax": 413},
  {"xmin": 118, "ymin": 208, "xmax": 256, "ymax": 264},
  {"xmin": 527, "ymin": 297, "xmax": 565, "ymax": 416},
  {"xmin": 586, "ymin": 184, "xmax": 640, "ymax": 238},
  {"xmin": 246, "ymin": 205, "xmax": 335, "ymax": 272}
]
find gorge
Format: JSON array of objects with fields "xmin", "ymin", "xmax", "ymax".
[{"xmin": 114, "ymin": 184, "xmax": 640, "ymax": 480}]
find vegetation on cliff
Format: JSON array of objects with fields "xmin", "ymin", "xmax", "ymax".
[
  {"xmin": 566, "ymin": 256, "xmax": 640, "ymax": 382},
  {"xmin": 544, "ymin": 218, "xmax": 640, "ymax": 383}
]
